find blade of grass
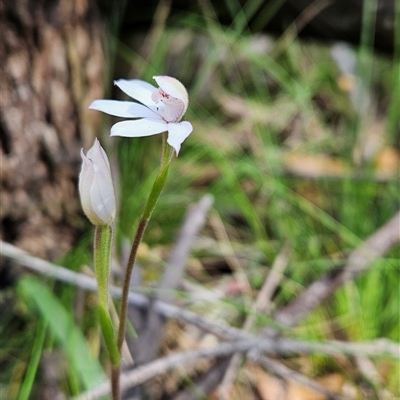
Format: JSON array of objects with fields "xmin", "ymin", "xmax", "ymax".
[
  {"xmin": 17, "ymin": 319, "xmax": 47, "ymax": 400},
  {"xmin": 17, "ymin": 276, "xmax": 107, "ymax": 391}
]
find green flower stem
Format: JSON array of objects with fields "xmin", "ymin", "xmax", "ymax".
[
  {"xmin": 94, "ymin": 225, "xmax": 113, "ymax": 309},
  {"xmin": 111, "ymin": 365, "xmax": 121, "ymax": 400},
  {"xmin": 117, "ymin": 133, "xmax": 174, "ymax": 352}
]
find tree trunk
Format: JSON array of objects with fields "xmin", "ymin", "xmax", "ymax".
[{"xmin": 0, "ymin": 0, "xmax": 106, "ymax": 260}]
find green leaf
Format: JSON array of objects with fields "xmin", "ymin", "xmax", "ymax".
[{"xmin": 17, "ymin": 276, "xmax": 107, "ymax": 390}]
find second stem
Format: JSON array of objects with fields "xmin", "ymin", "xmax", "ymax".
[{"xmin": 117, "ymin": 133, "xmax": 174, "ymax": 352}]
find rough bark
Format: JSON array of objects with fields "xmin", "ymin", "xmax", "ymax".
[{"xmin": 0, "ymin": 0, "xmax": 106, "ymax": 259}]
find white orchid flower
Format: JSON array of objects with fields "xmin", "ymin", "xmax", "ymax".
[
  {"xmin": 89, "ymin": 76, "xmax": 193, "ymax": 155},
  {"xmin": 79, "ymin": 138, "xmax": 116, "ymax": 226}
]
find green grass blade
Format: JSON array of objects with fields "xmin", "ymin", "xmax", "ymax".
[
  {"xmin": 17, "ymin": 319, "xmax": 47, "ymax": 400},
  {"xmin": 17, "ymin": 276, "xmax": 107, "ymax": 391}
]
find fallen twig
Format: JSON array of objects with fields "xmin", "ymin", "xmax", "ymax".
[
  {"xmin": 2, "ymin": 242, "xmax": 398, "ymax": 362},
  {"xmin": 73, "ymin": 342, "xmax": 255, "ymax": 400},
  {"xmin": 131, "ymin": 194, "xmax": 214, "ymax": 365},
  {"xmin": 0, "ymin": 239, "xmax": 246, "ymax": 341},
  {"xmin": 73, "ymin": 337, "xmax": 398, "ymax": 400},
  {"xmin": 2, "ymin": 239, "xmax": 398, "ymax": 400},
  {"xmin": 255, "ymin": 357, "xmax": 347, "ymax": 400},
  {"xmin": 218, "ymin": 243, "xmax": 292, "ymax": 399},
  {"xmin": 173, "ymin": 357, "xmax": 233, "ymax": 400}
]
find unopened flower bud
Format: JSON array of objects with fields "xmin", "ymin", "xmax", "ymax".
[{"xmin": 79, "ymin": 139, "xmax": 116, "ymax": 226}]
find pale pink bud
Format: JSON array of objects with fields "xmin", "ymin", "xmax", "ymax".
[{"xmin": 79, "ymin": 139, "xmax": 116, "ymax": 226}]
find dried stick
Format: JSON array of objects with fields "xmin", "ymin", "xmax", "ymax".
[
  {"xmin": 218, "ymin": 243, "xmax": 292, "ymax": 399},
  {"xmin": 0, "ymin": 240, "xmax": 148, "ymax": 308},
  {"xmin": 173, "ymin": 357, "xmax": 233, "ymax": 400},
  {"xmin": 354, "ymin": 356, "xmax": 394, "ymax": 399},
  {"xmin": 2, "ymin": 242, "xmax": 399, "ymax": 361},
  {"xmin": 0, "ymin": 240, "xmax": 246, "ymax": 341},
  {"xmin": 131, "ymin": 195, "xmax": 213, "ymax": 366},
  {"xmin": 245, "ymin": 210, "xmax": 400, "ymax": 373},
  {"xmin": 73, "ymin": 342, "xmax": 254, "ymax": 400},
  {"xmin": 161, "ymin": 195, "xmax": 214, "ymax": 293},
  {"xmin": 255, "ymin": 357, "xmax": 347, "ymax": 400},
  {"xmin": 3, "ymin": 208, "xmax": 399, "ymax": 400},
  {"xmin": 73, "ymin": 338, "xmax": 398, "ymax": 400},
  {"xmin": 174, "ymin": 210, "xmax": 400, "ymax": 398}
]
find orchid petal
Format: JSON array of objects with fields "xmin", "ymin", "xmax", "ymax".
[
  {"xmin": 114, "ymin": 79, "xmax": 157, "ymax": 105},
  {"xmin": 111, "ymin": 118, "xmax": 167, "ymax": 138},
  {"xmin": 89, "ymin": 76, "xmax": 192, "ymax": 155},
  {"xmin": 79, "ymin": 150, "xmax": 94, "ymax": 215},
  {"xmin": 152, "ymin": 76, "xmax": 188, "ymax": 122},
  {"xmin": 89, "ymin": 100, "xmax": 161, "ymax": 119},
  {"xmin": 87, "ymin": 138, "xmax": 111, "ymax": 169},
  {"xmin": 89, "ymin": 167, "xmax": 116, "ymax": 224},
  {"xmin": 167, "ymin": 121, "xmax": 193, "ymax": 155}
]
